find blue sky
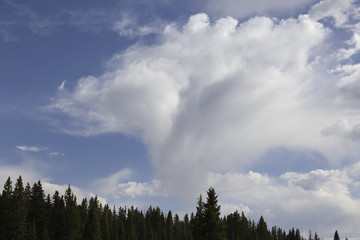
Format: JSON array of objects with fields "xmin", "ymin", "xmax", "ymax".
[{"xmin": 2, "ymin": 0, "xmax": 360, "ymax": 238}]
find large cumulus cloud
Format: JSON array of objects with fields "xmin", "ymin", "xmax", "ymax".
[{"xmin": 47, "ymin": 0, "xmax": 360, "ymax": 237}]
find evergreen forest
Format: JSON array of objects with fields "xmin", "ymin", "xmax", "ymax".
[{"xmin": 0, "ymin": 176, "xmax": 341, "ymax": 240}]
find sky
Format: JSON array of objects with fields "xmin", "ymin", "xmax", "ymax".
[{"xmin": 1, "ymin": 0, "xmax": 360, "ymax": 238}]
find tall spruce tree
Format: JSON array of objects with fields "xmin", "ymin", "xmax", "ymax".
[
  {"xmin": 203, "ymin": 187, "xmax": 226, "ymax": 240},
  {"xmin": 49, "ymin": 191, "xmax": 65, "ymax": 240},
  {"xmin": 13, "ymin": 176, "xmax": 28, "ymax": 240},
  {"xmin": 29, "ymin": 181, "xmax": 47, "ymax": 240},
  {"xmin": 166, "ymin": 210, "xmax": 174, "ymax": 240},
  {"xmin": 64, "ymin": 186, "xmax": 81, "ymax": 240},
  {"xmin": 1, "ymin": 177, "xmax": 13, "ymax": 239},
  {"xmin": 257, "ymin": 216, "xmax": 269, "ymax": 240},
  {"xmin": 334, "ymin": 231, "xmax": 340, "ymax": 240},
  {"xmin": 83, "ymin": 196, "xmax": 101, "ymax": 240},
  {"xmin": 193, "ymin": 194, "xmax": 205, "ymax": 240}
]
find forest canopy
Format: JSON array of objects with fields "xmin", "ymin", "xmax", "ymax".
[{"xmin": 0, "ymin": 176, "xmax": 340, "ymax": 240}]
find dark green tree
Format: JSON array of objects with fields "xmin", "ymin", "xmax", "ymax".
[
  {"xmin": 1, "ymin": 177, "xmax": 14, "ymax": 239},
  {"xmin": 225, "ymin": 211, "xmax": 242, "ymax": 240},
  {"xmin": 101, "ymin": 204, "xmax": 110, "ymax": 240},
  {"xmin": 29, "ymin": 181, "xmax": 47, "ymax": 240},
  {"xmin": 166, "ymin": 210, "xmax": 174, "ymax": 240},
  {"xmin": 49, "ymin": 191, "xmax": 65, "ymax": 240},
  {"xmin": 183, "ymin": 214, "xmax": 192, "ymax": 240},
  {"xmin": 110, "ymin": 206, "xmax": 119, "ymax": 240},
  {"xmin": 118, "ymin": 207, "xmax": 127, "ymax": 240},
  {"xmin": 13, "ymin": 176, "xmax": 28, "ymax": 240},
  {"xmin": 64, "ymin": 186, "xmax": 81, "ymax": 240},
  {"xmin": 203, "ymin": 187, "xmax": 226, "ymax": 240},
  {"xmin": 173, "ymin": 214, "xmax": 182, "ymax": 240},
  {"xmin": 83, "ymin": 196, "xmax": 101, "ymax": 240},
  {"xmin": 239, "ymin": 212, "xmax": 250, "ymax": 240},
  {"xmin": 257, "ymin": 216, "xmax": 270, "ymax": 240},
  {"xmin": 145, "ymin": 209, "xmax": 154, "ymax": 240},
  {"xmin": 192, "ymin": 194, "xmax": 205, "ymax": 240},
  {"xmin": 334, "ymin": 231, "xmax": 340, "ymax": 240}
]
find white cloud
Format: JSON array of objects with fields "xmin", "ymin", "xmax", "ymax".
[
  {"xmin": 49, "ymin": 152, "xmax": 65, "ymax": 157},
  {"xmin": 16, "ymin": 145, "xmax": 65, "ymax": 157},
  {"xmin": 220, "ymin": 203, "xmax": 251, "ymax": 217},
  {"xmin": 46, "ymin": 8, "xmax": 360, "ymax": 190},
  {"xmin": 16, "ymin": 145, "xmax": 47, "ymax": 152},
  {"xmin": 46, "ymin": 1, "xmax": 360, "ymax": 237},
  {"xmin": 202, "ymin": 0, "xmax": 317, "ymax": 19},
  {"xmin": 0, "ymin": 161, "xmax": 46, "ymax": 185},
  {"xmin": 209, "ymin": 169, "xmax": 360, "ymax": 238},
  {"xmin": 58, "ymin": 80, "xmax": 66, "ymax": 91},
  {"xmin": 116, "ymin": 180, "xmax": 167, "ymax": 198},
  {"xmin": 322, "ymin": 118, "xmax": 360, "ymax": 141},
  {"xmin": 42, "ymin": 182, "xmax": 106, "ymax": 205},
  {"xmin": 112, "ymin": 13, "xmax": 166, "ymax": 38},
  {"xmin": 92, "ymin": 169, "xmax": 167, "ymax": 201},
  {"xmin": 309, "ymin": 0, "xmax": 355, "ymax": 27}
]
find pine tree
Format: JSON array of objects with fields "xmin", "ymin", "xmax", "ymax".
[
  {"xmin": 314, "ymin": 232, "xmax": 320, "ymax": 240},
  {"xmin": 334, "ymin": 231, "xmax": 340, "ymax": 240},
  {"xmin": 49, "ymin": 191, "xmax": 65, "ymax": 240},
  {"xmin": 29, "ymin": 181, "xmax": 47, "ymax": 240},
  {"xmin": 0, "ymin": 191, "xmax": 3, "ymax": 240},
  {"xmin": 145, "ymin": 209, "xmax": 154, "ymax": 240},
  {"xmin": 166, "ymin": 210, "xmax": 174, "ymax": 240},
  {"xmin": 63, "ymin": 186, "xmax": 81, "ymax": 240},
  {"xmin": 79, "ymin": 198, "xmax": 88, "ymax": 239},
  {"xmin": 203, "ymin": 187, "xmax": 226, "ymax": 240},
  {"xmin": 26, "ymin": 221, "xmax": 38, "ymax": 240},
  {"xmin": 110, "ymin": 206, "xmax": 119, "ymax": 240},
  {"xmin": 1, "ymin": 177, "xmax": 13, "ymax": 239},
  {"xmin": 101, "ymin": 204, "xmax": 110, "ymax": 240},
  {"xmin": 173, "ymin": 214, "xmax": 182, "ymax": 240},
  {"xmin": 192, "ymin": 194, "xmax": 205, "ymax": 240},
  {"xmin": 240, "ymin": 212, "xmax": 250, "ymax": 240},
  {"xmin": 226, "ymin": 211, "xmax": 242, "ymax": 240},
  {"xmin": 83, "ymin": 196, "xmax": 101, "ymax": 240},
  {"xmin": 119, "ymin": 207, "xmax": 127, "ymax": 240},
  {"xmin": 137, "ymin": 212, "xmax": 147, "ymax": 240},
  {"xmin": 13, "ymin": 176, "xmax": 28, "ymax": 240},
  {"xmin": 183, "ymin": 214, "xmax": 192, "ymax": 240},
  {"xmin": 257, "ymin": 216, "xmax": 269, "ymax": 240}
]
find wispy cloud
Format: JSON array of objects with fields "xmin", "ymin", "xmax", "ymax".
[
  {"xmin": 16, "ymin": 145, "xmax": 47, "ymax": 152},
  {"xmin": 49, "ymin": 152, "xmax": 65, "ymax": 157},
  {"xmin": 202, "ymin": 0, "xmax": 316, "ymax": 18},
  {"xmin": 58, "ymin": 80, "xmax": 66, "ymax": 91},
  {"xmin": 1, "ymin": 1, "xmax": 168, "ymax": 41},
  {"xmin": 112, "ymin": 13, "xmax": 167, "ymax": 38},
  {"xmin": 16, "ymin": 145, "xmax": 65, "ymax": 157}
]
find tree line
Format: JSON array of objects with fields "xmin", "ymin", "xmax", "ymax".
[{"xmin": 0, "ymin": 176, "xmax": 341, "ymax": 240}]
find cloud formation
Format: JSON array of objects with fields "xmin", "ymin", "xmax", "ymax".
[
  {"xmin": 322, "ymin": 118, "xmax": 360, "ymax": 141},
  {"xmin": 46, "ymin": 0, "xmax": 360, "ymax": 237},
  {"xmin": 92, "ymin": 169, "xmax": 167, "ymax": 199},
  {"xmin": 203, "ymin": 0, "xmax": 317, "ymax": 18},
  {"xmin": 49, "ymin": 11, "xmax": 338, "ymax": 184},
  {"xmin": 16, "ymin": 145, "xmax": 47, "ymax": 152},
  {"xmin": 209, "ymin": 167, "xmax": 360, "ymax": 237},
  {"xmin": 16, "ymin": 145, "xmax": 65, "ymax": 157}
]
